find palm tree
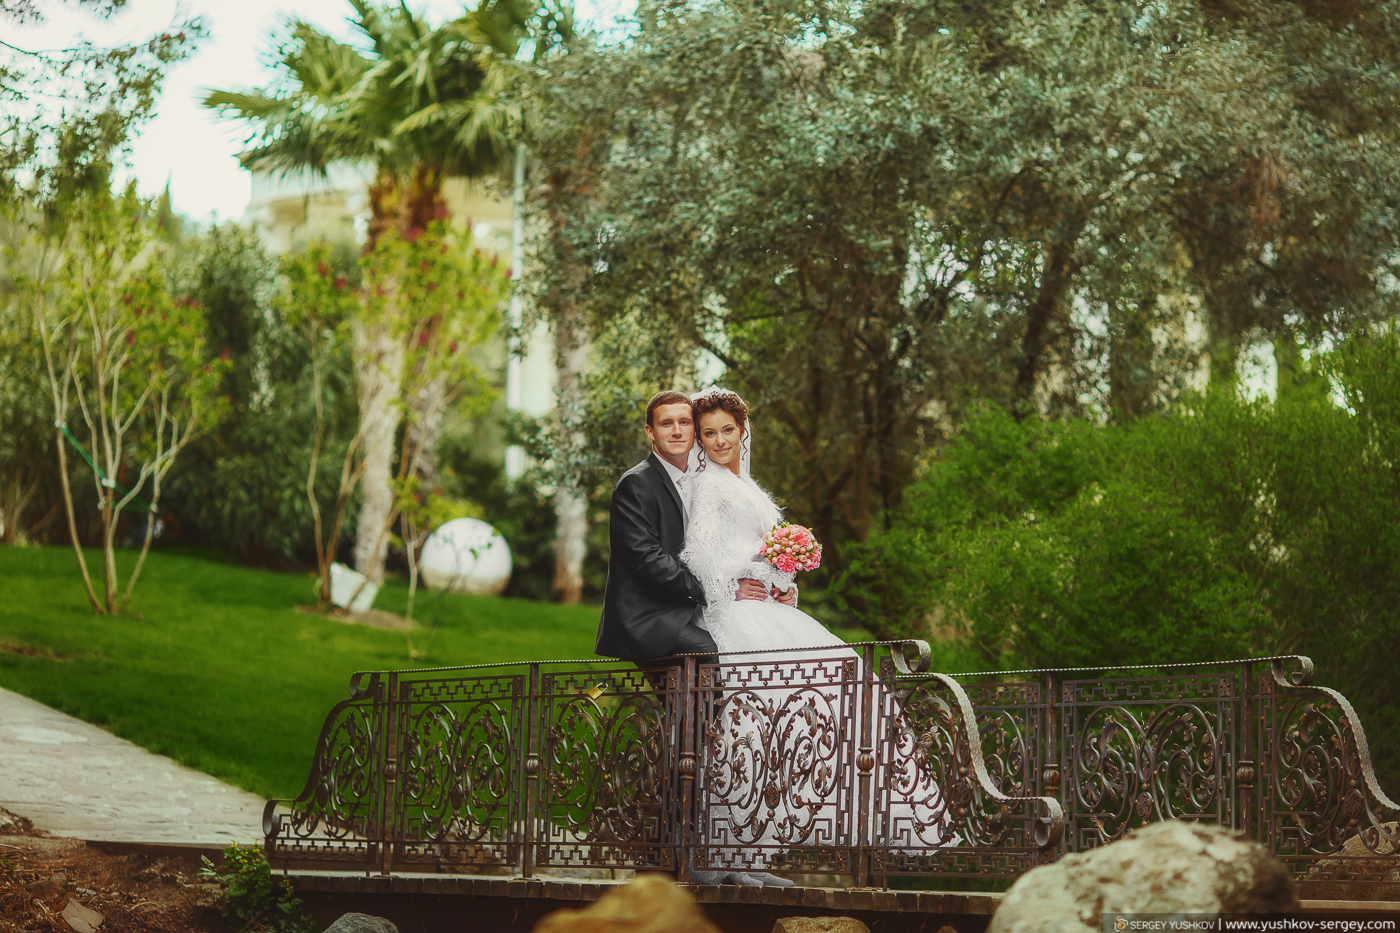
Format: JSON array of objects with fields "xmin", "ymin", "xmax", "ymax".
[
  {"xmin": 206, "ymin": 0, "xmax": 570, "ymax": 589},
  {"xmin": 209, "ymin": 0, "xmax": 549, "ymax": 234}
]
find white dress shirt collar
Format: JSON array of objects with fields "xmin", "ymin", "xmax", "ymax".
[
  {"xmin": 656, "ymin": 453, "xmax": 687, "ymax": 484},
  {"xmin": 655, "ymin": 452, "xmax": 693, "ymax": 523}
]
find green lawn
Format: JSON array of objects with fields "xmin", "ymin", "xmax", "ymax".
[{"xmin": 0, "ymin": 546, "xmax": 605, "ymax": 800}]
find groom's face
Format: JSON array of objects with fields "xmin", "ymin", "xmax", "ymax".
[{"xmin": 646, "ymin": 402, "xmax": 695, "ymax": 461}]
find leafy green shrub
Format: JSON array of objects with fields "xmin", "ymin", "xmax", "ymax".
[
  {"xmin": 199, "ymin": 844, "xmax": 318, "ymax": 933},
  {"xmin": 841, "ymin": 333, "xmax": 1400, "ymax": 777},
  {"xmin": 161, "ymin": 227, "xmax": 361, "ymax": 566}
]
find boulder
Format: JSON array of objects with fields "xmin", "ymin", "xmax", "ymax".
[
  {"xmin": 771, "ymin": 919, "xmax": 870, "ymax": 933},
  {"xmin": 532, "ymin": 874, "xmax": 720, "ymax": 933},
  {"xmin": 1298, "ymin": 821, "xmax": 1400, "ymax": 902},
  {"xmin": 323, "ymin": 914, "xmax": 399, "ymax": 933},
  {"xmin": 989, "ymin": 820, "xmax": 1298, "ymax": 933}
]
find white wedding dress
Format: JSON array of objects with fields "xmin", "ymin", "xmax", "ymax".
[
  {"xmin": 680, "ymin": 466, "xmax": 832, "ymax": 656},
  {"xmin": 679, "ymin": 460, "xmax": 953, "ymax": 878}
]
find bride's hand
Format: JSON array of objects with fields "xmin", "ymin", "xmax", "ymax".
[
  {"xmin": 772, "ymin": 585, "xmax": 798, "ymax": 607},
  {"xmin": 735, "ymin": 578, "xmax": 769, "ymax": 600}
]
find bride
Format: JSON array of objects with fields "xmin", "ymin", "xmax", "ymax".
[
  {"xmin": 680, "ymin": 387, "xmax": 834, "ymax": 655},
  {"xmin": 678, "ymin": 386, "xmax": 952, "ymax": 888}
]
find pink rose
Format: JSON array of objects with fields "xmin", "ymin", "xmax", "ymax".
[{"xmin": 775, "ymin": 554, "xmax": 797, "ymax": 574}]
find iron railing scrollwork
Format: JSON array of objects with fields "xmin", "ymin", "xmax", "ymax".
[
  {"xmin": 264, "ymin": 649, "xmax": 1399, "ymax": 890},
  {"xmin": 694, "ymin": 651, "xmax": 863, "ymax": 875},
  {"xmin": 1260, "ymin": 658, "xmax": 1400, "ymax": 886}
]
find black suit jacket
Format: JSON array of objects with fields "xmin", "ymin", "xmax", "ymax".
[{"xmin": 595, "ymin": 453, "xmax": 707, "ymax": 661}]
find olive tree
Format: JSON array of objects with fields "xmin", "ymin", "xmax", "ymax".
[{"xmin": 523, "ymin": 0, "xmax": 1400, "ymax": 567}]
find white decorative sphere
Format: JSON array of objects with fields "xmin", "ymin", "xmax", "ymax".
[{"xmin": 419, "ymin": 518, "xmax": 512, "ymax": 596}]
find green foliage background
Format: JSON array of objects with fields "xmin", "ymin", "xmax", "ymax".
[
  {"xmin": 524, "ymin": 0, "xmax": 1400, "ymax": 581},
  {"xmin": 158, "ymin": 226, "xmax": 362, "ymax": 565},
  {"xmin": 842, "ymin": 332, "xmax": 1400, "ymax": 778}
]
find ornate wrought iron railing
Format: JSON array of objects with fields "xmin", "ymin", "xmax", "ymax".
[{"xmin": 264, "ymin": 645, "xmax": 1399, "ymax": 890}]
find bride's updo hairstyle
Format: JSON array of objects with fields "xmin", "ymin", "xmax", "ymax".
[
  {"xmin": 691, "ymin": 389, "xmax": 748, "ymax": 472},
  {"xmin": 691, "ymin": 389, "xmax": 748, "ymax": 433}
]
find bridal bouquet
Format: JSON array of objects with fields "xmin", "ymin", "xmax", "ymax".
[{"xmin": 761, "ymin": 523, "xmax": 822, "ymax": 575}]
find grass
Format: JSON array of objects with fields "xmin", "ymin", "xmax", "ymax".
[{"xmin": 0, "ymin": 545, "xmax": 605, "ymax": 800}]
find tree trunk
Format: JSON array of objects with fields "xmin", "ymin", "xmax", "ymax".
[
  {"xmin": 552, "ymin": 310, "xmax": 589, "ymax": 604},
  {"xmin": 53, "ymin": 426, "xmax": 102, "ymax": 613},
  {"xmin": 1198, "ymin": 287, "xmax": 1244, "ymax": 391},
  {"xmin": 1208, "ymin": 332, "xmax": 1241, "ymax": 390},
  {"xmin": 101, "ymin": 487, "xmax": 118, "ymax": 613},
  {"xmin": 1015, "ymin": 236, "xmax": 1080, "ymax": 413},
  {"xmin": 351, "ymin": 166, "xmax": 448, "ymax": 585},
  {"xmin": 1108, "ymin": 298, "xmax": 1156, "ymax": 421},
  {"xmin": 553, "ymin": 486, "xmax": 587, "ymax": 603},
  {"xmin": 1273, "ymin": 331, "xmax": 1327, "ymax": 404},
  {"xmin": 1, "ymin": 475, "xmax": 39, "ymax": 545},
  {"xmin": 406, "ymin": 372, "xmax": 447, "ymax": 484},
  {"xmin": 352, "ymin": 311, "xmax": 406, "ymax": 586}
]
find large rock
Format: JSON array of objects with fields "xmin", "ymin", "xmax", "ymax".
[
  {"xmin": 772, "ymin": 920, "xmax": 870, "ymax": 933},
  {"xmin": 532, "ymin": 874, "xmax": 720, "ymax": 933},
  {"xmin": 989, "ymin": 821, "xmax": 1298, "ymax": 933},
  {"xmin": 323, "ymin": 914, "xmax": 399, "ymax": 933}
]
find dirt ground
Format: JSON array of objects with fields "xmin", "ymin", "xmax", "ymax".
[{"xmin": 0, "ymin": 809, "xmax": 227, "ymax": 933}]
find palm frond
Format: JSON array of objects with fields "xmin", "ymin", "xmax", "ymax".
[
  {"xmin": 201, "ymin": 90, "xmax": 293, "ymax": 119},
  {"xmin": 204, "ymin": 0, "xmax": 545, "ymax": 195},
  {"xmin": 398, "ymin": 0, "xmax": 423, "ymax": 42}
]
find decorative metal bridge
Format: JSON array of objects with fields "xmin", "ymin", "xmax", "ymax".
[{"xmin": 264, "ymin": 643, "xmax": 1399, "ymax": 893}]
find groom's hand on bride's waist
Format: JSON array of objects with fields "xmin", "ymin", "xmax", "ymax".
[
  {"xmin": 735, "ymin": 578, "xmax": 769, "ymax": 600},
  {"xmin": 773, "ymin": 585, "xmax": 797, "ymax": 606}
]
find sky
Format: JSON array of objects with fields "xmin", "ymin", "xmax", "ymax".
[{"xmin": 10, "ymin": 0, "xmax": 629, "ymax": 223}]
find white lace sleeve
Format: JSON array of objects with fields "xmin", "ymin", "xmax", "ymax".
[{"xmin": 681, "ymin": 476, "xmax": 787, "ymax": 609}]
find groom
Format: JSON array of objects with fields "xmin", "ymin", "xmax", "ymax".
[{"xmin": 595, "ymin": 390, "xmax": 773, "ymax": 661}]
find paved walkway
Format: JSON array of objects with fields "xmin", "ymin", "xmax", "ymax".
[{"xmin": 0, "ymin": 686, "xmax": 264, "ymax": 845}]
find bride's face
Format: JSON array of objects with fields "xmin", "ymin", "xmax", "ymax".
[{"xmin": 698, "ymin": 410, "xmax": 745, "ymax": 475}]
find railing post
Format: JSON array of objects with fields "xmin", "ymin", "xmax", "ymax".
[
  {"xmin": 1045, "ymin": 671, "xmax": 1063, "ymax": 860},
  {"xmin": 855, "ymin": 644, "xmax": 876, "ymax": 887},
  {"xmin": 379, "ymin": 671, "xmax": 400, "ymax": 876},
  {"xmin": 677, "ymin": 656, "xmax": 697, "ymax": 883},
  {"xmin": 522, "ymin": 663, "xmax": 541, "ymax": 879},
  {"xmin": 1237, "ymin": 662, "xmax": 1254, "ymax": 841}
]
